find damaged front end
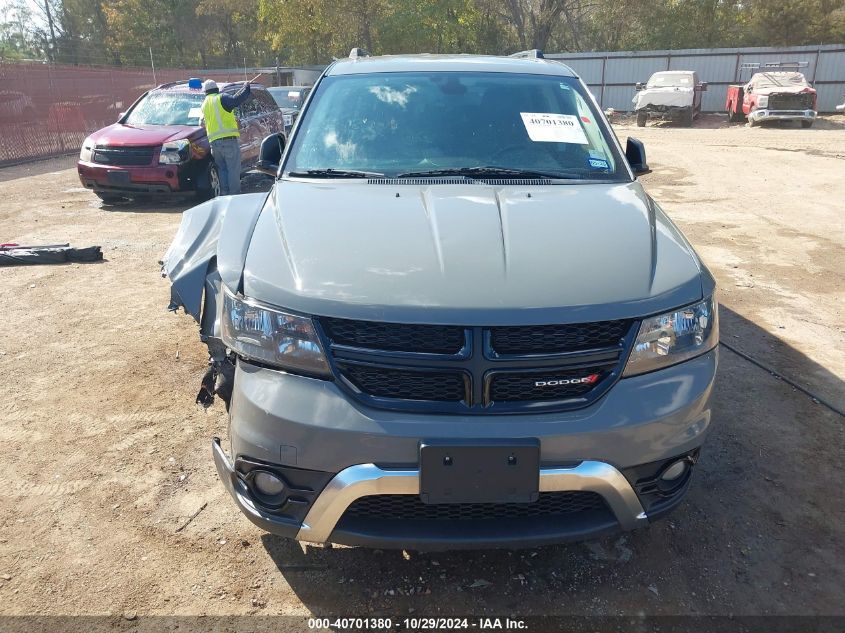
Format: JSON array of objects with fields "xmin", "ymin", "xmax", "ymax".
[{"xmin": 161, "ymin": 191, "xmax": 271, "ymax": 408}]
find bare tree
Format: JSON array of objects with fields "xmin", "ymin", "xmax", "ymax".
[{"xmin": 485, "ymin": 0, "xmax": 595, "ymax": 52}]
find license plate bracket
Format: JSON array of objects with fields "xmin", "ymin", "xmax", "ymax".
[
  {"xmin": 419, "ymin": 439, "xmax": 540, "ymax": 504},
  {"xmin": 107, "ymin": 170, "xmax": 130, "ymax": 185}
]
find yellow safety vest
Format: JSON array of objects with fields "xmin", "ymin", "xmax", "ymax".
[{"xmin": 201, "ymin": 93, "xmax": 239, "ymax": 142}]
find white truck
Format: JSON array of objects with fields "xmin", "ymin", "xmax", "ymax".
[{"xmin": 632, "ymin": 70, "xmax": 707, "ymax": 127}]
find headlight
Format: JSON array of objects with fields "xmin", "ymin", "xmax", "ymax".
[
  {"xmin": 756, "ymin": 96, "xmax": 769, "ymax": 108},
  {"xmin": 221, "ymin": 287, "xmax": 331, "ymax": 376},
  {"xmin": 623, "ymin": 297, "xmax": 718, "ymax": 376},
  {"xmin": 80, "ymin": 139, "xmax": 93, "ymax": 162},
  {"xmin": 159, "ymin": 139, "xmax": 190, "ymax": 164}
]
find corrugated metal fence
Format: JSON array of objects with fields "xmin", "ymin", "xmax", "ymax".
[
  {"xmin": 0, "ymin": 62, "xmax": 276, "ymax": 166},
  {"xmin": 547, "ymin": 44, "xmax": 845, "ymax": 113},
  {"xmin": 2, "ymin": 45, "xmax": 844, "ymax": 165}
]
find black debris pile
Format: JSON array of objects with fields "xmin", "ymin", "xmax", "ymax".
[{"xmin": 0, "ymin": 243, "xmax": 103, "ymax": 266}]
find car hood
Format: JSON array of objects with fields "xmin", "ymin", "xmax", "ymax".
[
  {"xmin": 633, "ymin": 87, "xmax": 694, "ymax": 109},
  {"xmin": 241, "ymin": 180, "xmax": 708, "ymax": 325},
  {"xmin": 88, "ymin": 123, "xmax": 202, "ymax": 146}
]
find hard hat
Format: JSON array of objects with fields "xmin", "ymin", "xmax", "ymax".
[{"xmin": 202, "ymin": 79, "xmax": 218, "ymax": 93}]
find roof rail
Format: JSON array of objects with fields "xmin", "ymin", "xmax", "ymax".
[
  {"xmin": 349, "ymin": 48, "xmax": 370, "ymax": 59},
  {"xmin": 509, "ymin": 49, "xmax": 544, "ymax": 59},
  {"xmin": 156, "ymin": 80, "xmax": 187, "ymax": 89}
]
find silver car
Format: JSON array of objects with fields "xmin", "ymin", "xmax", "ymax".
[{"xmin": 164, "ymin": 50, "xmax": 718, "ymax": 550}]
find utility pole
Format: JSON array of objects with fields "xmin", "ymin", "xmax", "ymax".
[
  {"xmin": 149, "ymin": 47, "xmax": 157, "ymax": 85},
  {"xmin": 43, "ymin": 0, "xmax": 57, "ymax": 62}
]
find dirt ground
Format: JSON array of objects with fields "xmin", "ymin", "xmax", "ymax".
[{"xmin": 1, "ymin": 115, "xmax": 844, "ymax": 627}]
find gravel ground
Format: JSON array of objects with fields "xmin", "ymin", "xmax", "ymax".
[{"xmin": 0, "ymin": 115, "xmax": 843, "ymax": 627}]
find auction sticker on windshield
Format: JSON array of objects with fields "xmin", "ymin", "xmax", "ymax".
[{"xmin": 520, "ymin": 112, "xmax": 588, "ymax": 144}]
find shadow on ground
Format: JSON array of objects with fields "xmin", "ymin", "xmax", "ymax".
[
  {"xmin": 612, "ymin": 113, "xmax": 845, "ymax": 131},
  {"xmin": 259, "ymin": 306, "xmax": 845, "ymax": 617},
  {"xmin": 95, "ymin": 172, "xmax": 274, "ymax": 214},
  {"xmin": 0, "ymin": 155, "xmax": 77, "ymax": 183}
]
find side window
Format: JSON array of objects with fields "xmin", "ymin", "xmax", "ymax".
[
  {"xmin": 237, "ymin": 97, "xmax": 256, "ymax": 119},
  {"xmin": 261, "ymin": 90, "xmax": 279, "ymax": 114},
  {"xmin": 255, "ymin": 90, "xmax": 273, "ymax": 115}
]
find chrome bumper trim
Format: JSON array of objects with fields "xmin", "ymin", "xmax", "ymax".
[
  {"xmin": 749, "ymin": 108, "xmax": 816, "ymax": 122},
  {"xmin": 296, "ymin": 460, "xmax": 647, "ymax": 544}
]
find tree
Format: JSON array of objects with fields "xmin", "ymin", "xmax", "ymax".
[
  {"xmin": 4, "ymin": 0, "xmax": 844, "ymax": 69},
  {"xmin": 748, "ymin": 0, "xmax": 845, "ymax": 46},
  {"xmin": 0, "ymin": 1, "xmax": 41, "ymax": 60}
]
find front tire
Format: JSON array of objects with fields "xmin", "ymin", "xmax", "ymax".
[
  {"xmin": 636, "ymin": 111, "xmax": 647, "ymax": 127},
  {"xmin": 682, "ymin": 108, "xmax": 694, "ymax": 127},
  {"xmin": 195, "ymin": 161, "xmax": 221, "ymax": 201},
  {"xmin": 728, "ymin": 105, "xmax": 743, "ymax": 123},
  {"xmin": 801, "ymin": 120, "xmax": 814, "ymax": 129}
]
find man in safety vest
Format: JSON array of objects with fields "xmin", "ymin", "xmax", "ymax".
[{"xmin": 200, "ymin": 79, "xmax": 254, "ymax": 195}]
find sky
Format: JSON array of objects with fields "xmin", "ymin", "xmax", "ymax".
[{"xmin": 0, "ymin": 0, "xmax": 48, "ymax": 28}]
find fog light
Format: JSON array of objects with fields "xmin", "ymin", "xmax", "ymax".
[
  {"xmin": 252, "ymin": 470, "xmax": 286, "ymax": 497},
  {"xmin": 661, "ymin": 460, "xmax": 688, "ymax": 482}
]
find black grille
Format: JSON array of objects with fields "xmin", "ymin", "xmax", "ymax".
[
  {"xmin": 92, "ymin": 146, "xmax": 156, "ymax": 166},
  {"xmin": 489, "ymin": 367, "xmax": 608, "ymax": 402},
  {"xmin": 338, "ymin": 363, "xmax": 467, "ymax": 402},
  {"xmin": 344, "ymin": 492, "xmax": 607, "ymax": 521},
  {"xmin": 769, "ymin": 93, "xmax": 814, "ymax": 110},
  {"xmin": 321, "ymin": 317, "xmax": 465, "ymax": 354},
  {"xmin": 324, "ymin": 319, "xmax": 634, "ymax": 412},
  {"xmin": 490, "ymin": 320, "xmax": 630, "ymax": 355}
]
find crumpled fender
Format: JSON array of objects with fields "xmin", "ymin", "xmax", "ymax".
[{"xmin": 162, "ymin": 192, "xmax": 269, "ymax": 324}]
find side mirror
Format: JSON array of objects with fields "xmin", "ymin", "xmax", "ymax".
[
  {"xmin": 635, "ymin": 82, "xmax": 644, "ymax": 91},
  {"xmin": 626, "ymin": 137, "xmax": 651, "ymax": 176},
  {"xmin": 255, "ymin": 133, "xmax": 285, "ymax": 177},
  {"xmin": 697, "ymin": 82, "xmax": 708, "ymax": 92}
]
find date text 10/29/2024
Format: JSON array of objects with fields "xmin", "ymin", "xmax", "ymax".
[{"xmin": 308, "ymin": 617, "xmax": 528, "ymax": 630}]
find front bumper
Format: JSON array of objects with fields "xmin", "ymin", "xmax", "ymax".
[
  {"xmin": 636, "ymin": 105, "xmax": 691, "ymax": 118},
  {"xmin": 77, "ymin": 160, "xmax": 191, "ymax": 195},
  {"xmin": 213, "ymin": 439, "xmax": 665, "ymax": 548},
  {"xmin": 748, "ymin": 108, "xmax": 816, "ymax": 123},
  {"xmin": 214, "ymin": 349, "xmax": 716, "ymax": 548}
]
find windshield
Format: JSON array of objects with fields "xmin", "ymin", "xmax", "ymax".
[
  {"xmin": 647, "ymin": 73, "xmax": 693, "ymax": 88},
  {"xmin": 283, "ymin": 72, "xmax": 627, "ymax": 181},
  {"xmin": 125, "ymin": 91, "xmax": 204, "ymax": 126},
  {"xmin": 268, "ymin": 87, "xmax": 306, "ymax": 109}
]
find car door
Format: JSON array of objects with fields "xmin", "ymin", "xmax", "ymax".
[
  {"xmin": 235, "ymin": 98, "xmax": 262, "ymax": 168},
  {"xmin": 253, "ymin": 89, "xmax": 285, "ymax": 141}
]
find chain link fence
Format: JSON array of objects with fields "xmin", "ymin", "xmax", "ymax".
[{"xmin": 0, "ymin": 61, "xmax": 276, "ymax": 166}]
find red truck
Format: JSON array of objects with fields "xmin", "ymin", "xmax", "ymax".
[{"xmin": 725, "ymin": 62, "xmax": 817, "ymax": 128}]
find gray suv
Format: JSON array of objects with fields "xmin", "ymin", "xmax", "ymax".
[{"xmin": 164, "ymin": 51, "xmax": 718, "ymax": 550}]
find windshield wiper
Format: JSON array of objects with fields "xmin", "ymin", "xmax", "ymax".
[
  {"xmin": 396, "ymin": 166, "xmax": 575, "ymax": 179},
  {"xmin": 288, "ymin": 168, "xmax": 385, "ymax": 178}
]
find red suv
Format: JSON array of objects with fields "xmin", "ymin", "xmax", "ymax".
[{"xmin": 77, "ymin": 80, "xmax": 284, "ymax": 203}]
